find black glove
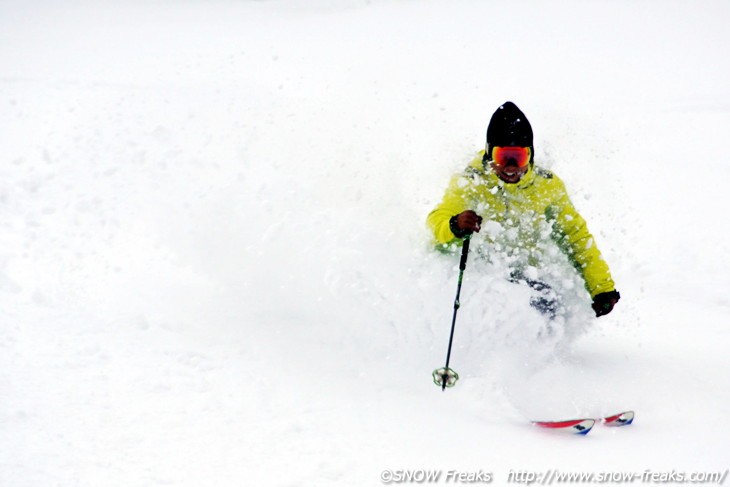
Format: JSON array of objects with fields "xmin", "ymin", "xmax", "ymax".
[
  {"xmin": 449, "ymin": 211, "xmax": 482, "ymax": 238},
  {"xmin": 592, "ymin": 290, "xmax": 620, "ymax": 317}
]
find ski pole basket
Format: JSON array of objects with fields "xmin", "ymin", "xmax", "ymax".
[{"xmin": 432, "ymin": 367, "xmax": 459, "ymax": 388}]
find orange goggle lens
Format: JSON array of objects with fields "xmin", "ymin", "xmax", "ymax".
[{"xmin": 492, "ymin": 146, "xmax": 531, "ymax": 167}]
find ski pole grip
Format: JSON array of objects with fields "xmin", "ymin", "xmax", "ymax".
[{"xmin": 459, "ymin": 235, "xmax": 470, "ymax": 270}]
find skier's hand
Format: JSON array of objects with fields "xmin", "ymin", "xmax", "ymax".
[
  {"xmin": 592, "ymin": 290, "xmax": 620, "ymax": 317},
  {"xmin": 455, "ymin": 210, "xmax": 483, "ymax": 234}
]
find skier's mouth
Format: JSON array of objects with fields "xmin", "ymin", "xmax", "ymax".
[{"xmin": 490, "ymin": 160, "xmax": 526, "ymax": 183}]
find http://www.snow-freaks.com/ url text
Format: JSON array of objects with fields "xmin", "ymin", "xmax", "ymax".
[{"xmin": 379, "ymin": 468, "xmax": 728, "ymax": 485}]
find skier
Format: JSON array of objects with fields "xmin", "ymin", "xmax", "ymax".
[{"xmin": 427, "ymin": 101, "xmax": 620, "ymax": 318}]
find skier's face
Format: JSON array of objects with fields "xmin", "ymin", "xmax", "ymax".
[{"xmin": 490, "ymin": 146, "xmax": 530, "ymax": 183}]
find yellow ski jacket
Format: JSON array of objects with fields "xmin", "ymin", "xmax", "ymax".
[{"xmin": 427, "ymin": 151, "xmax": 616, "ymax": 298}]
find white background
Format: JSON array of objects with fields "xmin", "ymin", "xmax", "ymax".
[{"xmin": 1, "ymin": 1, "xmax": 729, "ymax": 485}]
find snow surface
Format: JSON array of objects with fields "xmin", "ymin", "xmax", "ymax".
[{"xmin": 1, "ymin": 1, "xmax": 729, "ymax": 485}]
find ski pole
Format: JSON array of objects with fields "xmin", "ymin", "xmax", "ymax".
[{"xmin": 432, "ymin": 234, "xmax": 471, "ymax": 391}]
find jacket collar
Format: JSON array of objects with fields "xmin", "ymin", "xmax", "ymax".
[{"xmin": 503, "ymin": 165, "xmax": 536, "ymax": 190}]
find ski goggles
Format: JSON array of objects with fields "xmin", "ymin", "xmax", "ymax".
[{"xmin": 491, "ymin": 146, "xmax": 531, "ymax": 168}]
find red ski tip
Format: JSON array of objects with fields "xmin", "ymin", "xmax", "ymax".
[
  {"xmin": 532, "ymin": 418, "xmax": 595, "ymax": 435},
  {"xmin": 602, "ymin": 410, "xmax": 635, "ymax": 426}
]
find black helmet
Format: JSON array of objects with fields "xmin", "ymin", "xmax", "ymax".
[{"xmin": 484, "ymin": 101, "xmax": 534, "ymax": 163}]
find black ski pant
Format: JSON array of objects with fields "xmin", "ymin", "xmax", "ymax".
[{"xmin": 509, "ymin": 272, "xmax": 561, "ymax": 320}]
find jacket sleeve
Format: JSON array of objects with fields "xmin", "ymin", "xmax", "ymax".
[
  {"xmin": 426, "ymin": 172, "xmax": 473, "ymax": 245},
  {"xmin": 548, "ymin": 179, "xmax": 616, "ymax": 298}
]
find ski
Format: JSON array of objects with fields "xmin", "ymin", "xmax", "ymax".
[
  {"xmin": 533, "ymin": 411, "xmax": 634, "ymax": 435},
  {"xmin": 532, "ymin": 418, "xmax": 596, "ymax": 435},
  {"xmin": 601, "ymin": 410, "xmax": 634, "ymax": 426}
]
